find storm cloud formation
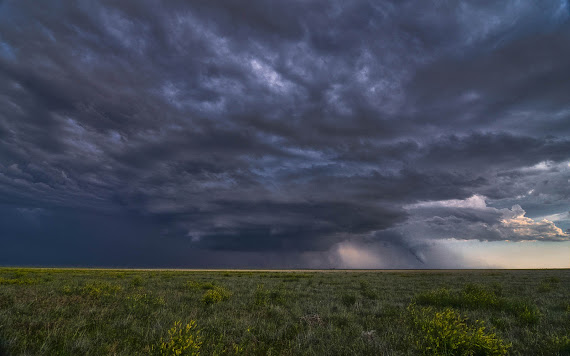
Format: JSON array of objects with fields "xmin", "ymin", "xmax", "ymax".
[{"xmin": 1, "ymin": 1, "xmax": 569, "ymax": 268}]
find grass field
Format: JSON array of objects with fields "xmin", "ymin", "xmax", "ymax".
[{"xmin": 0, "ymin": 268, "xmax": 569, "ymax": 355}]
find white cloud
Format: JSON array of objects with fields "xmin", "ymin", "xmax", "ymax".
[
  {"xmin": 406, "ymin": 194, "xmax": 487, "ymax": 210},
  {"xmin": 403, "ymin": 195, "xmax": 569, "ymax": 242},
  {"xmin": 500, "ymin": 206, "xmax": 568, "ymax": 241},
  {"xmin": 521, "ymin": 160, "xmax": 556, "ymax": 172},
  {"xmin": 250, "ymin": 59, "xmax": 290, "ymax": 92},
  {"xmin": 535, "ymin": 211, "xmax": 570, "ymax": 222}
]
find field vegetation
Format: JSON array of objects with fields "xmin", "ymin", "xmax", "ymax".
[{"xmin": 0, "ymin": 268, "xmax": 569, "ymax": 355}]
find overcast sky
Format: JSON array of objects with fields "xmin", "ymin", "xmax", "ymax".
[{"xmin": 1, "ymin": 1, "xmax": 569, "ymax": 268}]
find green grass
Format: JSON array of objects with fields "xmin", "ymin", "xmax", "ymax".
[
  {"xmin": 0, "ymin": 268, "xmax": 568, "ymax": 355},
  {"xmin": 413, "ymin": 283, "xmax": 542, "ymax": 325}
]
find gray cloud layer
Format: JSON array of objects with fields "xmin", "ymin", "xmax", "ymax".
[{"xmin": 1, "ymin": 0, "xmax": 569, "ymax": 267}]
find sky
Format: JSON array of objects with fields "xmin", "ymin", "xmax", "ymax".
[{"xmin": 0, "ymin": 0, "xmax": 569, "ymax": 268}]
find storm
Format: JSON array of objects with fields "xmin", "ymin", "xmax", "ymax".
[{"xmin": 1, "ymin": 1, "xmax": 569, "ymax": 268}]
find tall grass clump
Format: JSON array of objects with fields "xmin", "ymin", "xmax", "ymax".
[
  {"xmin": 359, "ymin": 281, "xmax": 378, "ymax": 299},
  {"xmin": 127, "ymin": 293, "xmax": 165, "ymax": 312},
  {"xmin": 414, "ymin": 284, "xmax": 501, "ymax": 309},
  {"xmin": 537, "ymin": 277, "xmax": 559, "ymax": 293},
  {"xmin": 254, "ymin": 284, "xmax": 286, "ymax": 306},
  {"xmin": 153, "ymin": 320, "xmax": 202, "ymax": 356},
  {"xmin": 407, "ymin": 304, "xmax": 511, "ymax": 356}
]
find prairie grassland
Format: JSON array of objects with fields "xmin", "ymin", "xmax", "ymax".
[{"xmin": 0, "ymin": 268, "xmax": 569, "ymax": 355}]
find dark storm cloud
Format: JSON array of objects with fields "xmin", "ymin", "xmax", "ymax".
[
  {"xmin": 1, "ymin": 0, "xmax": 569, "ymax": 267},
  {"xmin": 188, "ymin": 200, "xmax": 406, "ymax": 251}
]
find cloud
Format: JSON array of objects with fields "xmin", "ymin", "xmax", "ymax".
[
  {"xmin": 407, "ymin": 194, "xmax": 488, "ymax": 210},
  {"xmin": 536, "ymin": 211, "xmax": 570, "ymax": 222},
  {"xmin": 500, "ymin": 207, "xmax": 568, "ymax": 241},
  {"xmin": 0, "ymin": 1, "xmax": 569, "ymax": 267},
  {"xmin": 402, "ymin": 195, "xmax": 569, "ymax": 242}
]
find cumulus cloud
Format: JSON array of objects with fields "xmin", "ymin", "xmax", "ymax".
[{"xmin": 402, "ymin": 195, "xmax": 569, "ymax": 242}]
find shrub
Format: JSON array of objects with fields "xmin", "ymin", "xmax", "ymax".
[
  {"xmin": 254, "ymin": 284, "xmax": 286, "ymax": 306},
  {"xmin": 110, "ymin": 272, "xmax": 126, "ymax": 279},
  {"xmin": 407, "ymin": 304, "xmax": 511, "ymax": 355},
  {"xmin": 130, "ymin": 276, "xmax": 144, "ymax": 287},
  {"xmin": 12, "ymin": 270, "xmax": 28, "ymax": 278},
  {"xmin": 461, "ymin": 284, "xmax": 502, "ymax": 307},
  {"xmin": 490, "ymin": 282, "xmax": 504, "ymax": 297},
  {"xmin": 515, "ymin": 304, "xmax": 541, "ymax": 325},
  {"xmin": 281, "ymin": 273, "xmax": 313, "ymax": 282},
  {"xmin": 127, "ymin": 293, "xmax": 165, "ymax": 311},
  {"xmin": 81, "ymin": 282, "xmax": 122, "ymax": 298},
  {"xmin": 0, "ymin": 293, "xmax": 14, "ymax": 308},
  {"xmin": 153, "ymin": 320, "xmax": 202, "ymax": 355},
  {"xmin": 489, "ymin": 317, "xmax": 508, "ymax": 331},
  {"xmin": 415, "ymin": 284, "xmax": 502, "ymax": 310},
  {"xmin": 545, "ymin": 335, "xmax": 570, "ymax": 355},
  {"xmin": 341, "ymin": 293, "xmax": 357, "ymax": 307},
  {"xmin": 184, "ymin": 280, "xmax": 216, "ymax": 291},
  {"xmin": 268, "ymin": 273, "xmax": 312, "ymax": 280},
  {"xmin": 62, "ymin": 285, "xmax": 74, "ymax": 295},
  {"xmin": 538, "ymin": 282, "xmax": 552, "ymax": 293},
  {"xmin": 254, "ymin": 284, "xmax": 269, "ymax": 306},
  {"xmin": 201, "ymin": 287, "xmax": 231, "ymax": 305},
  {"xmin": 359, "ymin": 281, "xmax": 378, "ymax": 299},
  {"xmin": 0, "ymin": 277, "xmax": 38, "ymax": 285}
]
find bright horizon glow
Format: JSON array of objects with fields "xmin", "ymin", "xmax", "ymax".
[{"xmin": 445, "ymin": 239, "xmax": 570, "ymax": 269}]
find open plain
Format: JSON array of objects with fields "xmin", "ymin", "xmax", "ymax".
[{"xmin": 0, "ymin": 268, "xmax": 569, "ymax": 355}]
